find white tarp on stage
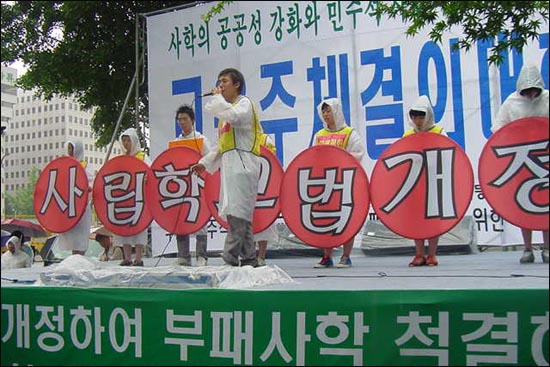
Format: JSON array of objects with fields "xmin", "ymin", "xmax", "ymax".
[{"xmin": 36, "ymin": 255, "xmax": 296, "ymax": 290}]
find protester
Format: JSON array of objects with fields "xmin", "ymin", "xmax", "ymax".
[
  {"xmin": 1, "ymin": 230, "xmax": 32, "ymax": 270},
  {"xmin": 312, "ymin": 98, "xmax": 366, "ymax": 268},
  {"xmin": 115, "ymin": 127, "xmax": 151, "ymax": 266},
  {"xmin": 174, "ymin": 104, "xmax": 212, "ymax": 266},
  {"xmin": 57, "ymin": 139, "xmax": 93, "ymax": 255},
  {"xmin": 254, "ymin": 133, "xmax": 279, "ymax": 267},
  {"xmin": 191, "ymin": 68, "xmax": 263, "ymax": 267},
  {"xmin": 491, "ymin": 64, "xmax": 549, "ymax": 264},
  {"xmin": 404, "ymin": 95, "xmax": 448, "ymax": 267}
]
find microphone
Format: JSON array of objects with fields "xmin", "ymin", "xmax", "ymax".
[{"xmin": 198, "ymin": 92, "xmax": 214, "ymax": 98}]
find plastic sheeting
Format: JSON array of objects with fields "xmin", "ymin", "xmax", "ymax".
[
  {"xmin": 37, "ymin": 255, "xmax": 297, "ymax": 289},
  {"xmin": 361, "ymin": 216, "xmax": 478, "ymax": 256}
]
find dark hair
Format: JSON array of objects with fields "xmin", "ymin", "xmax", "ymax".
[
  {"xmin": 520, "ymin": 87, "xmax": 542, "ymax": 98},
  {"xmin": 321, "ymin": 102, "xmax": 330, "ymax": 111},
  {"xmin": 95, "ymin": 234, "xmax": 109, "ymax": 243},
  {"xmin": 409, "ymin": 110, "xmax": 426, "ymax": 118},
  {"xmin": 11, "ymin": 230, "xmax": 24, "ymax": 244},
  {"xmin": 176, "ymin": 105, "xmax": 195, "ymax": 122},
  {"xmin": 218, "ymin": 68, "xmax": 245, "ymax": 94}
]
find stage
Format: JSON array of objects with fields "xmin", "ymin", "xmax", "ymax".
[{"xmin": 1, "ymin": 248, "xmax": 549, "ymax": 366}]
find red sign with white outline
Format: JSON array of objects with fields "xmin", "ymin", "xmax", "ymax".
[
  {"xmin": 280, "ymin": 145, "xmax": 370, "ymax": 249},
  {"xmin": 93, "ymin": 155, "xmax": 153, "ymax": 236},
  {"xmin": 370, "ymin": 133, "xmax": 473, "ymax": 239},
  {"xmin": 33, "ymin": 156, "xmax": 89, "ymax": 233},
  {"xmin": 204, "ymin": 146, "xmax": 284, "ymax": 233},
  {"xmin": 478, "ymin": 117, "xmax": 549, "ymax": 230},
  {"xmin": 146, "ymin": 147, "xmax": 211, "ymax": 235}
]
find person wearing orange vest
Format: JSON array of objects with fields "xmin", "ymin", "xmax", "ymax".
[
  {"xmin": 191, "ymin": 68, "xmax": 263, "ymax": 267},
  {"xmin": 174, "ymin": 104, "xmax": 212, "ymax": 266},
  {"xmin": 116, "ymin": 127, "xmax": 152, "ymax": 266},
  {"xmin": 313, "ymin": 98, "xmax": 366, "ymax": 269},
  {"xmin": 57, "ymin": 139, "xmax": 93, "ymax": 256},
  {"xmin": 404, "ymin": 95, "xmax": 448, "ymax": 267}
]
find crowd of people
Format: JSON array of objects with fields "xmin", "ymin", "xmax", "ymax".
[{"xmin": 3, "ymin": 64, "xmax": 548, "ymax": 271}]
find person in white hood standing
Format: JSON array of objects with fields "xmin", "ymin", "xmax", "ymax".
[
  {"xmin": 57, "ymin": 139, "xmax": 93, "ymax": 255},
  {"xmin": 491, "ymin": 64, "xmax": 549, "ymax": 264},
  {"xmin": 191, "ymin": 68, "xmax": 263, "ymax": 267},
  {"xmin": 116, "ymin": 127, "xmax": 152, "ymax": 266},
  {"xmin": 403, "ymin": 95, "xmax": 448, "ymax": 267},
  {"xmin": 1, "ymin": 231, "xmax": 32, "ymax": 270},
  {"xmin": 312, "ymin": 98, "xmax": 366, "ymax": 269}
]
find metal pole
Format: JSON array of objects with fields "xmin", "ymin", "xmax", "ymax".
[
  {"xmin": 103, "ymin": 70, "xmax": 138, "ymax": 162},
  {"xmin": 135, "ymin": 13, "xmax": 140, "ymax": 133}
]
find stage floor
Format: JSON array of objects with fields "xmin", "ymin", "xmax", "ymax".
[{"xmin": 2, "ymin": 248, "xmax": 548, "ymax": 291}]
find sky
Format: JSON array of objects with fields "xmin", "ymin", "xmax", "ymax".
[{"xmin": 9, "ymin": 61, "xmax": 27, "ymax": 76}]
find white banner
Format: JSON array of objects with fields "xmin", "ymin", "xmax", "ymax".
[{"xmin": 146, "ymin": 1, "xmax": 549, "ymax": 255}]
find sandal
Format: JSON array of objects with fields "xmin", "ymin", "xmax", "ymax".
[
  {"xmin": 426, "ymin": 255, "xmax": 438, "ymax": 266},
  {"xmin": 132, "ymin": 260, "xmax": 144, "ymax": 267},
  {"xmin": 120, "ymin": 259, "xmax": 133, "ymax": 266},
  {"xmin": 409, "ymin": 255, "xmax": 426, "ymax": 267}
]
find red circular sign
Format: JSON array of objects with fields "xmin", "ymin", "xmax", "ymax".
[
  {"xmin": 34, "ymin": 156, "xmax": 89, "ymax": 233},
  {"xmin": 93, "ymin": 155, "xmax": 153, "ymax": 236},
  {"xmin": 146, "ymin": 147, "xmax": 211, "ymax": 235},
  {"xmin": 204, "ymin": 146, "xmax": 284, "ymax": 233},
  {"xmin": 479, "ymin": 117, "xmax": 549, "ymax": 230},
  {"xmin": 370, "ymin": 133, "xmax": 473, "ymax": 239},
  {"xmin": 280, "ymin": 145, "xmax": 370, "ymax": 249}
]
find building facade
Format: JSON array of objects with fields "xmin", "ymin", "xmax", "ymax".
[{"xmin": 1, "ymin": 66, "xmax": 18, "ymax": 218}]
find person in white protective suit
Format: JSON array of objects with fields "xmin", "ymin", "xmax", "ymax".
[
  {"xmin": 115, "ymin": 127, "xmax": 152, "ymax": 267},
  {"xmin": 311, "ymin": 98, "xmax": 366, "ymax": 269},
  {"xmin": 57, "ymin": 139, "xmax": 93, "ymax": 255},
  {"xmin": 1, "ymin": 231, "xmax": 32, "ymax": 270},
  {"xmin": 191, "ymin": 68, "xmax": 263, "ymax": 267},
  {"xmin": 403, "ymin": 95, "xmax": 448, "ymax": 267},
  {"xmin": 491, "ymin": 64, "xmax": 549, "ymax": 264}
]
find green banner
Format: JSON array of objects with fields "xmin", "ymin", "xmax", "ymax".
[{"xmin": 1, "ymin": 287, "xmax": 548, "ymax": 366}]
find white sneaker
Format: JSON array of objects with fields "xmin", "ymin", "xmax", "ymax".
[
  {"xmin": 257, "ymin": 257, "xmax": 266, "ymax": 267},
  {"xmin": 196, "ymin": 257, "xmax": 208, "ymax": 266}
]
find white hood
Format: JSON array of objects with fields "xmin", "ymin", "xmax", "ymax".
[
  {"xmin": 7, "ymin": 235, "xmax": 23, "ymax": 254},
  {"xmin": 316, "ymin": 98, "xmax": 347, "ymax": 131},
  {"xmin": 67, "ymin": 139, "xmax": 84, "ymax": 161},
  {"xmin": 516, "ymin": 64, "xmax": 545, "ymax": 94},
  {"xmin": 491, "ymin": 64, "xmax": 549, "ymax": 133},
  {"xmin": 120, "ymin": 127, "xmax": 142, "ymax": 156},
  {"xmin": 407, "ymin": 95, "xmax": 436, "ymax": 132}
]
